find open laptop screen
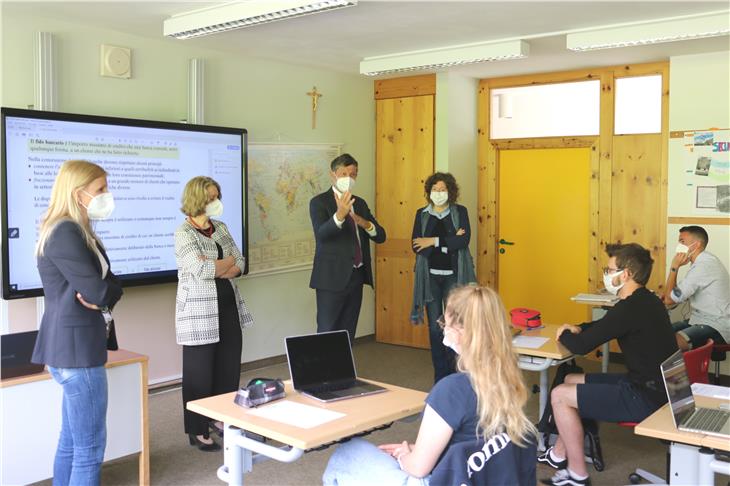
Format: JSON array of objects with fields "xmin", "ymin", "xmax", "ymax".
[
  {"xmin": 660, "ymin": 350, "xmax": 695, "ymax": 427},
  {"xmin": 286, "ymin": 330, "xmax": 357, "ymax": 390}
]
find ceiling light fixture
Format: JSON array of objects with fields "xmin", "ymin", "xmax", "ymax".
[
  {"xmin": 164, "ymin": 0, "xmax": 357, "ymax": 39},
  {"xmin": 360, "ymin": 40, "xmax": 529, "ymax": 76},
  {"xmin": 566, "ymin": 11, "xmax": 729, "ymax": 51}
]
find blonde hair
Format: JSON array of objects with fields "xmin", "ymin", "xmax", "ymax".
[
  {"xmin": 445, "ymin": 285, "xmax": 537, "ymax": 446},
  {"xmin": 180, "ymin": 176, "xmax": 221, "ymax": 217},
  {"xmin": 36, "ymin": 160, "xmax": 107, "ymax": 256}
]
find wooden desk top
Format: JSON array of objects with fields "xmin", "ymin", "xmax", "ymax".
[
  {"xmin": 0, "ymin": 349, "xmax": 148, "ymax": 388},
  {"xmin": 187, "ymin": 379, "xmax": 427, "ymax": 450},
  {"xmin": 634, "ymin": 395, "xmax": 730, "ymax": 451},
  {"xmin": 513, "ymin": 324, "xmax": 572, "ymax": 360}
]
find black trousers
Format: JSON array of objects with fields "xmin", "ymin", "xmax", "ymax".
[
  {"xmin": 315, "ymin": 266, "xmax": 364, "ymax": 344},
  {"xmin": 182, "ymin": 285, "xmax": 242, "ymax": 436}
]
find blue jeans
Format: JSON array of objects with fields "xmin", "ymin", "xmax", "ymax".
[
  {"xmin": 425, "ymin": 273, "xmax": 457, "ymax": 383},
  {"xmin": 48, "ymin": 366, "xmax": 108, "ymax": 486},
  {"xmin": 323, "ymin": 438, "xmax": 429, "ymax": 486},
  {"xmin": 672, "ymin": 319, "xmax": 727, "ymax": 349}
]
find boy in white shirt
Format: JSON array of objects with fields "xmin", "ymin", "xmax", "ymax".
[{"xmin": 663, "ymin": 225, "xmax": 730, "ymax": 350}]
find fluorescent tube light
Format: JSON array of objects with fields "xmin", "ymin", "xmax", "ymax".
[
  {"xmin": 164, "ymin": 0, "xmax": 357, "ymax": 39},
  {"xmin": 567, "ymin": 11, "xmax": 729, "ymax": 51},
  {"xmin": 360, "ymin": 40, "xmax": 529, "ymax": 76}
]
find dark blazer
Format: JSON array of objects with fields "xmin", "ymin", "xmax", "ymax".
[
  {"xmin": 309, "ymin": 189, "xmax": 386, "ymax": 291},
  {"xmin": 411, "ymin": 204, "xmax": 471, "ymax": 272},
  {"xmin": 32, "ymin": 220, "xmax": 123, "ymax": 368}
]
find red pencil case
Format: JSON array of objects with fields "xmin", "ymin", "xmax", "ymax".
[{"xmin": 510, "ymin": 308, "xmax": 542, "ymax": 328}]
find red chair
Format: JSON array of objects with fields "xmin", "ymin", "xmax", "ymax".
[
  {"xmin": 683, "ymin": 339, "xmax": 713, "ymax": 384},
  {"xmin": 711, "ymin": 343, "xmax": 730, "ymax": 384},
  {"xmin": 621, "ymin": 339, "xmax": 714, "ymax": 484}
]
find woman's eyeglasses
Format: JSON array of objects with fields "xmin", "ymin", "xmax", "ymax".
[{"xmin": 436, "ymin": 315, "xmax": 446, "ymax": 330}]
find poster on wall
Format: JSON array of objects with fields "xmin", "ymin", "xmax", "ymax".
[
  {"xmin": 680, "ymin": 129, "xmax": 730, "ymax": 214},
  {"xmin": 247, "ymin": 143, "xmax": 342, "ymax": 276}
]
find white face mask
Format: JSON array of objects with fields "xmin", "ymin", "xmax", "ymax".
[
  {"xmin": 675, "ymin": 242, "xmax": 698, "ymax": 256},
  {"xmin": 430, "ymin": 191, "xmax": 448, "ymax": 207},
  {"xmin": 442, "ymin": 329, "xmax": 460, "ymax": 354},
  {"xmin": 205, "ymin": 198, "xmax": 223, "ymax": 218},
  {"xmin": 335, "ymin": 176, "xmax": 355, "ymax": 193},
  {"xmin": 82, "ymin": 191, "xmax": 115, "ymax": 220},
  {"xmin": 603, "ymin": 269, "xmax": 625, "ymax": 295}
]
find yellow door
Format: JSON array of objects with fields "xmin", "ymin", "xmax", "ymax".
[{"xmin": 497, "ymin": 148, "xmax": 591, "ymax": 325}]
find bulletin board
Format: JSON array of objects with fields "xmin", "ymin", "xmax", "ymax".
[{"xmin": 668, "ymin": 128, "xmax": 730, "ymax": 217}]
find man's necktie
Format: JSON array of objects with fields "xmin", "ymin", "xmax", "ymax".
[{"xmin": 347, "ymin": 215, "xmax": 363, "ymax": 267}]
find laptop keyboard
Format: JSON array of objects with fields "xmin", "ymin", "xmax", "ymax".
[
  {"xmin": 685, "ymin": 408, "xmax": 730, "ymax": 433},
  {"xmin": 305, "ymin": 380, "xmax": 356, "ymax": 393}
]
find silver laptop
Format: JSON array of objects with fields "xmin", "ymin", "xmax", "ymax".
[
  {"xmin": 285, "ymin": 330, "xmax": 386, "ymax": 403},
  {"xmin": 660, "ymin": 349, "xmax": 730, "ymax": 438}
]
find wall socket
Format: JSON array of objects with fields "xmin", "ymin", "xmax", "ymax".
[{"xmin": 100, "ymin": 44, "xmax": 131, "ymax": 79}]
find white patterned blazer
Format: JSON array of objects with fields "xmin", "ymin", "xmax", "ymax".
[{"xmin": 174, "ymin": 219, "xmax": 254, "ymax": 346}]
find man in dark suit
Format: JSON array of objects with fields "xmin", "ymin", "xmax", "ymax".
[{"xmin": 309, "ymin": 153, "xmax": 386, "ymax": 341}]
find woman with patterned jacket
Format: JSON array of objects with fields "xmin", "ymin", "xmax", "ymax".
[{"xmin": 175, "ymin": 176, "xmax": 254, "ymax": 451}]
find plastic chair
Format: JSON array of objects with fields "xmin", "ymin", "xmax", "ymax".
[
  {"xmin": 621, "ymin": 339, "xmax": 714, "ymax": 484},
  {"xmin": 711, "ymin": 343, "xmax": 730, "ymax": 384},
  {"xmin": 683, "ymin": 339, "xmax": 713, "ymax": 385}
]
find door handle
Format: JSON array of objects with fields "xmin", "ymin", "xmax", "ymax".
[{"xmin": 499, "ymin": 239, "xmax": 515, "ymax": 246}]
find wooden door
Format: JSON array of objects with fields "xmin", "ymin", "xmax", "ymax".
[
  {"xmin": 375, "ymin": 94, "xmax": 434, "ymax": 348},
  {"xmin": 497, "ymin": 148, "xmax": 592, "ymax": 324}
]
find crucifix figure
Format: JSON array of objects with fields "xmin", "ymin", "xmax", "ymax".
[{"xmin": 306, "ymin": 86, "xmax": 323, "ymax": 129}]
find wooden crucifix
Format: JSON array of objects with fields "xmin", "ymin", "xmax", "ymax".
[{"xmin": 306, "ymin": 86, "xmax": 323, "ymax": 129}]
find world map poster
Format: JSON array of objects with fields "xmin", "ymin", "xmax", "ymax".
[{"xmin": 247, "ymin": 143, "xmax": 341, "ymax": 275}]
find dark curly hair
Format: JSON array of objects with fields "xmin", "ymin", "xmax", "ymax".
[
  {"xmin": 605, "ymin": 243, "xmax": 653, "ymax": 286},
  {"xmin": 424, "ymin": 172, "xmax": 459, "ymax": 204}
]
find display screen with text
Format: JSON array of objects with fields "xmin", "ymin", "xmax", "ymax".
[{"xmin": 1, "ymin": 108, "xmax": 247, "ymax": 299}]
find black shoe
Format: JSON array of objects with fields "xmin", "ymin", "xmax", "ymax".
[
  {"xmin": 210, "ymin": 422, "xmax": 224, "ymax": 438},
  {"xmin": 537, "ymin": 447, "xmax": 568, "ymax": 470},
  {"xmin": 541, "ymin": 469, "xmax": 591, "ymax": 486},
  {"xmin": 188, "ymin": 433, "xmax": 221, "ymax": 452}
]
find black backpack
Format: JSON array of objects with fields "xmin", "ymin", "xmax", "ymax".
[{"xmin": 536, "ymin": 360, "xmax": 605, "ymax": 472}]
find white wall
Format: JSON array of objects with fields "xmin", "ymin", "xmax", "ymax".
[
  {"xmin": 1, "ymin": 11, "xmax": 375, "ymax": 383},
  {"xmin": 668, "ymin": 50, "xmax": 730, "ymax": 375},
  {"xmin": 435, "ymin": 72, "xmax": 478, "ymax": 256}
]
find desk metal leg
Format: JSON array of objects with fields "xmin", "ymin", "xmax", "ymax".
[
  {"xmin": 697, "ymin": 448, "xmax": 714, "ymax": 486},
  {"xmin": 668, "ymin": 442, "xmax": 700, "ymax": 485},
  {"xmin": 601, "ymin": 343, "xmax": 609, "ymax": 373},
  {"xmin": 217, "ymin": 424, "xmax": 304, "ymax": 485},
  {"xmin": 220, "ymin": 425, "xmax": 244, "ymax": 486},
  {"xmin": 539, "ymin": 369, "xmax": 549, "ymax": 421}
]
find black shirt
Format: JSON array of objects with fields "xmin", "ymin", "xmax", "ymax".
[
  {"xmin": 559, "ymin": 287, "xmax": 678, "ymax": 404},
  {"xmin": 428, "ymin": 217, "xmax": 452, "ymax": 271}
]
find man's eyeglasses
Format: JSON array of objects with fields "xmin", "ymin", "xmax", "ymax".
[{"xmin": 602, "ymin": 266, "xmax": 622, "ymax": 275}]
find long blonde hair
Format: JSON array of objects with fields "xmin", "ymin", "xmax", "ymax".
[
  {"xmin": 36, "ymin": 160, "xmax": 107, "ymax": 256},
  {"xmin": 445, "ymin": 285, "xmax": 536, "ymax": 446}
]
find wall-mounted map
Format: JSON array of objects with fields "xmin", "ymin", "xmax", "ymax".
[{"xmin": 248, "ymin": 143, "xmax": 341, "ymax": 275}]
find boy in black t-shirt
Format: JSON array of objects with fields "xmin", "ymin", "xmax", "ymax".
[{"xmin": 539, "ymin": 243, "xmax": 678, "ymax": 486}]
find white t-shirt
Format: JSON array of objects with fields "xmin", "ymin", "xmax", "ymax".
[{"xmin": 670, "ymin": 251, "xmax": 730, "ymax": 341}]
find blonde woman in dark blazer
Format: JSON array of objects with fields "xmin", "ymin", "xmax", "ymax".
[
  {"xmin": 175, "ymin": 176, "xmax": 254, "ymax": 451},
  {"xmin": 33, "ymin": 160, "xmax": 123, "ymax": 486}
]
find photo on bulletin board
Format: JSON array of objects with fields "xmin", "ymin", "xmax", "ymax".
[
  {"xmin": 718, "ymin": 185, "xmax": 730, "ymax": 213},
  {"xmin": 694, "ymin": 132, "xmax": 714, "ymax": 146},
  {"xmin": 696, "ymin": 186, "xmax": 717, "ymax": 208},
  {"xmin": 695, "ymin": 156, "xmax": 711, "ymax": 176}
]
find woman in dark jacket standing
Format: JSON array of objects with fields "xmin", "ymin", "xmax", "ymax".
[
  {"xmin": 410, "ymin": 172, "xmax": 476, "ymax": 383},
  {"xmin": 32, "ymin": 160, "xmax": 123, "ymax": 486}
]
